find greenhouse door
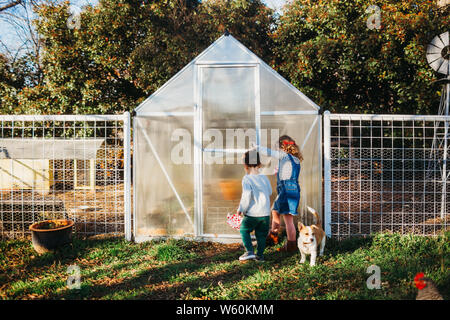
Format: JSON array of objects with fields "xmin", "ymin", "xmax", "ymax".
[{"xmin": 196, "ymin": 65, "xmax": 260, "ymax": 238}]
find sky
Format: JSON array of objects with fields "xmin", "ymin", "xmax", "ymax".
[
  {"xmin": 0, "ymin": 0, "xmax": 288, "ymax": 57},
  {"xmin": 264, "ymin": 0, "xmax": 288, "ymax": 12}
]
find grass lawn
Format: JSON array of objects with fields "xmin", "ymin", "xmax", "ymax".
[{"xmin": 0, "ymin": 232, "xmax": 448, "ymax": 300}]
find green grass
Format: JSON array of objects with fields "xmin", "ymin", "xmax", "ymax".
[{"xmin": 0, "ymin": 232, "xmax": 448, "ymax": 300}]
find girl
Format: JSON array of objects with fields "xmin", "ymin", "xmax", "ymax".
[{"xmin": 258, "ymin": 135, "xmax": 303, "ymax": 252}]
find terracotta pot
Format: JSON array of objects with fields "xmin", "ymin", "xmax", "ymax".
[
  {"xmin": 219, "ymin": 180, "xmax": 241, "ymax": 201},
  {"xmin": 29, "ymin": 219, "xmax": 74, "ymax": 254}
]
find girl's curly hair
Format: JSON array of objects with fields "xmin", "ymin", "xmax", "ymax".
[{"xmin": 279, "ymin": 135, "xmax": 303, "ymax": 162}]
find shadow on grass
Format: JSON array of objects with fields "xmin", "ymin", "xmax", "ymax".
[
  {"xmin": 28, "ymin": 237, "xmax": 122, "ymax": 267},
  {"xmin": 3, "ymin": 234, "xmax": 448, "ymax": 300},
  {"xmin": 132, "ymin": 249, "xmax": 286, "ymax": 300},
  {"xmin": 1, "ymin": 237, "xmax": 128, "ymax": 287},
  {"xmin": 45, "ymin": 244, "xmax": 286, "ymax": 300},
  {"xmin": 324, "ymin": 236, "xmax": 374, "ymax": 255},
  {"xmin": 40, "ymin": 237, "xmax": 376, "ymax": 300}
]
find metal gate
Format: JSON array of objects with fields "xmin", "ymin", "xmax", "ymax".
[
  {"xmin": 0, "ymin": 113, "xmax": 131, "ymax": 240},
  {"xmin": 323, "ymin": 112, "xmax": 450, "ymax": 239}
]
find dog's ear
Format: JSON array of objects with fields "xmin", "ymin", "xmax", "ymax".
[{"xmin": 298, "ymin": 222, "xmax": 305, "ymax": 230}]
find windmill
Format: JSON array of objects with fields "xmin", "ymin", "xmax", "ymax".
[{"xmin": 426, "ymin": 31, "xmax": 450, "ymax": 219}]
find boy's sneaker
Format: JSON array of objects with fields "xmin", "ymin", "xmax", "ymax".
[
  {"xmin": 239, "ymin": 252, "xmax": 256, "ymax": 261},
  {"xmin": 255, "ymin": 255, "xmax": 264, "ymax": 262}
]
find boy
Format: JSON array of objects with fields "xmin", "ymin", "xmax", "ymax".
[{"xmin": 237, "ymin": 150, "xmax": 272, "ymax": 262}]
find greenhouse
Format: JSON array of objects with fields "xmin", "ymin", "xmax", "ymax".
[{"xmin": 133, "ymin": 34, "xmax": 322, "ymax": 242}]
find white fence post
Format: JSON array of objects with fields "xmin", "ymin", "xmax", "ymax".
[
  {"xmin": 123, "ymin": 111, "xmax": 132, "ymax": 241},
  {"xmin": 323, "ymin": 111, "xmax": 332, "ymax": 238}
]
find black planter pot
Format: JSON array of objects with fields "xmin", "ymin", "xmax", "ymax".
[{"xmin": 29, "ymin": 220, "xmax": 74, "ymax": 254}]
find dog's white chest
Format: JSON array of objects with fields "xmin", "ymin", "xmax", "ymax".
[{"xmin": 299, "ymin": 242, "xmax": 316, "ymax": 254}]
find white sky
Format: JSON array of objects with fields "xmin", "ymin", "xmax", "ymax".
[
  {"xmin": 264, "ymin": 0, "xmax": 289, "ymax": 12},
  {"xmin": 0, "ymin": 0, "xmax": 288, "ymax": 57}
]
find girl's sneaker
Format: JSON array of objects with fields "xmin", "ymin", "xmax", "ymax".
[{"xmin": 239, "ymin": 252, "xmax": 256, "ymax": 261}]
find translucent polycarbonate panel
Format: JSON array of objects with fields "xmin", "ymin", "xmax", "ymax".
[
  {"xmin": 202, "ymin": 160, "xmax": 244, "ymax": 235},
  {"xmin": 260, "ymin": 65, "xmax": 318, "ymax": 112},
  {"xmin": 202, "ymin": 67, "xmax": 256, "ymax": 152},
  {"xmin": 134, "ymin": 116, "xmax": 194, "ymax": 238},
  {"xmin": 260, "ymin": 115, "xmax": 322, "ymax": 225},
  {"xmin": 136, "ymin": 64, "xmax": 194, "ymax": 115},
  {"xmin": 202, "ymin": 67, "xmax": 255, "ymax": 125},
  {"xmin": 196, "ymin": 36, "xmax": 257, "ymax": 63}
]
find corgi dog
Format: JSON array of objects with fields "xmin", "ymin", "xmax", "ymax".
[{"xmin": 297, "ymin": 206, "xmax": 326, "ymax": 266}]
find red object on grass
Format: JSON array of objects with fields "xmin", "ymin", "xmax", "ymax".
[{"xmin": 414, "ymin": 272, "xmax": 426, "ymax": 290}]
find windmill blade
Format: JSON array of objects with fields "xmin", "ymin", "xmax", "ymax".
[
  {"xmin": 427, "ymin": 32, "xmax": 450, "ymax": 75},
  {"xmin": 429, "ymin": 58, "xmax": 444, "ymax": 72},
  {"xmin": 427, "ymin": 44, "xmax": 442, "ymax": 55},
  {"xmin": 438, "ymin": 31, "xmax": 449, "ymax": 47},
  {"xmin": 431, "ymin": 34, "xmax": 446, "ymax": 49},
  {"xmin": 427, "ymin": 52, "xmax": 442, "ymax": 64},
  {"xmin": 438, "ymin": 59, "xmax": 449, "ymax": 75}
]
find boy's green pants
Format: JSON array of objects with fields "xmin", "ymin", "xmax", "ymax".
[{"xmin": 240, "ymin": 215, "xmax": 270, "ymax": 257}]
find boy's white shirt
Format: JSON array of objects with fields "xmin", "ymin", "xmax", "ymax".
[{"xmin": 238, "ymin": 173, "xmax": 273, "ymax": 217}]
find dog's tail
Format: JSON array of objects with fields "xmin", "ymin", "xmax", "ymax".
[{"xmin": 307, "ymin": 206, "xmax": 321, "ymax": 226}]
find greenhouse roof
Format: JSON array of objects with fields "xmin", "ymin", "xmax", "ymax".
[{"xmin": 134, "ymin": 34, "xmax": 320, "ymax": 116}]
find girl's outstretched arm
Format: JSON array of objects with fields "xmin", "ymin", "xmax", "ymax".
[{"xmin": 256, "ymin": 145, "xmax": 287, "ymax": 160}]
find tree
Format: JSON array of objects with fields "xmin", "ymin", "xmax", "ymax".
[
  {"xmin": 0, "ymin": 53, "xmax": 34, "ymax": 113},
  {"xmin": 0, "ymin": 0, "xmax": 48, "ymax": 83},
  {"xmin": 130, "ymin": 0, "xmax": 275, "ymax": 94},
  {"xmin": 9, "ymin": 0, "xmax": 274, "ymax": 114},
  {"xmin": 0, "ymin": 0, "xmax": 24, "ymax": 13},
  {"xmin": 274, "ymin": 0, "xmax": 449, "ymax": 114}
]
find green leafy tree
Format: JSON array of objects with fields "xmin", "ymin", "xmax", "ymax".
[
  {"xmin": 274, "ymin": 0, "xmax": 449, "ymax": 114},
  {"xmin": 131, "ymin": 0, "xmax": 274, "ymax": 94},
  {"xmin": 0, "ymin": 54, "xmax": 38, "ymax": 114},
  {"xmin": 7, "ymin": 0, "xmax": 274, "ymax": 115}
]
